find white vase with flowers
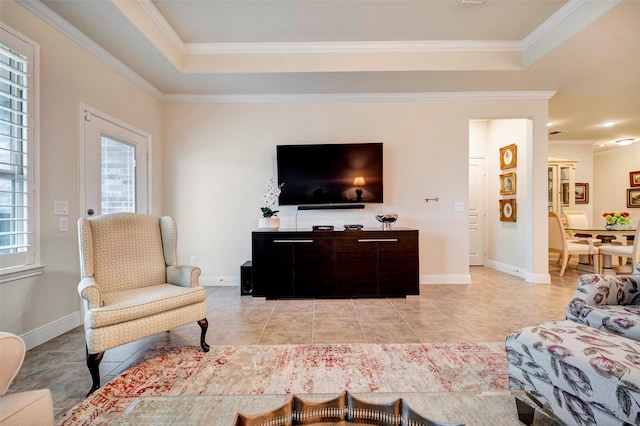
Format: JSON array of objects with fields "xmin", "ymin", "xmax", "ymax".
[{"xmin": 259, "ymin": 179, "xmax": 284, "ymax": 229}]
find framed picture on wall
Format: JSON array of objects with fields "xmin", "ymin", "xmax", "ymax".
[
  {"xmin": 500, "ymin": 172, "xmax": 516, "ymax": 195},
  {"xmin": 630, "ymin": 171, "xmax": 640, "ymax": 187},
  {"xmin": 499, "ymin": 144, "xmax": 517, "ymax": 170},
  {"xmin": 499, "ymin": 199, "xmax": 517, "ymax": 222},
  {"xmin": 628, "ymin": 189, "xmax": 640, "ymax": 208},
  {"xmin": 575, "ymin": 183, "xmax": 589, "ymax": 204}
]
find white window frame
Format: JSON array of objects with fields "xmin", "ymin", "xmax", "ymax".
[{"xmin": 0, "ymin": 24, "xmax": 43, "ymax": 283}]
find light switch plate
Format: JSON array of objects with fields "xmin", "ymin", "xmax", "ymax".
[
  {"xmin": 454, "ymin": 202, "xmax": 465, "ymax": 212},
  {"xmin": 54, "ymin": 200, "xmax": 69, "ymax": 215}
]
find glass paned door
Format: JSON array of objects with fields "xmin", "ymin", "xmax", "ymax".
[
  {"xmin": 101, "ymin": 136, "xmax": 136, "ymax": 214},
  {"xmin": 82, "ymin": 105, "xmax": 149, "ymax": 217}
]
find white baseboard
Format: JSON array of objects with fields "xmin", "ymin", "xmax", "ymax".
[
  {"xmin": 20, "ymin": 311, "xmax": 82, "ymax": 351},
  {"xmin": 420, "ymin": 274, "xmax": 471, "ymax": 284},
  {"xmin": 204, "ymin": 274, "xmax": 474, "ymax": 286},
  {"xmin": 524, "ymin": 272, "xmax": 551, "ymax": 284},
  {"xmin": 485, "ymin": 260, "xmax": 527, "ymax": 279},
  {"xmin": 485, "ymin": 261, "xmax": 551, "ymax": 283},
  {"xmin": 200, "ymin": 275, "xmax": 239, "ymax": 286}
]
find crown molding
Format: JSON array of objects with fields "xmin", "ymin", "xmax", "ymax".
[
  {"xmin": 185, "ymin": 40, "xmax": 522, "ymax": 55},
  {"xmin": 18, "ymin": 0, "xmax": 163, "ymax": 99},
  {"xmin": 162, "ymin": 91, "xmax": 556, "ymax": 104},
  {"xmin": 522, "ymin": 0, "xmax": 586, "ymax": 50},
  {"xmin": 136, "ymin": 0, "xmax": 185, "ymax": 51}
]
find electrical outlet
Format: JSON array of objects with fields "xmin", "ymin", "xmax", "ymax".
[
  {"xmin": 58, "ymin": 217, "xmax": 69, "ymax": 232},
  {"xmin": 190, "ymin": 256, "xmax": 197, "ymax": 265}
]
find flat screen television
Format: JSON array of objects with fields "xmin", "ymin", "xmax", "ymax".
[{"xmin": 277, "ymin": 143, "xmax": 383, "ymax": 206}]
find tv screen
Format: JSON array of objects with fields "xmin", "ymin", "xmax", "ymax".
[{"xmin": 277, "ymin": 143, "xmax": 383, "ymax": 206}]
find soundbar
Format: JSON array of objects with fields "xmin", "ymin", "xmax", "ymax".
[{"xmin": 298, "ymin": 204, "xmax": 365, "ymax": 211}]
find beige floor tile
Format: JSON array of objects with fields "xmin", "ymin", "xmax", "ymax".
[
  {"xmin": 258, "ymin": 332, "xmax": 313, "ymax": 345},
  {"xmin": 355, "ymin": 306, "xmax": 405, "ymax": 323},
  {"xmin": 414, "ymin": 328, "xmax": 474, "ymax": 343},
  {"xmin": 361, "ymin": 323, "xmax": 421, "ymax": 343},
  {"xmin": 264, "ymin": 312, "xmax": 314, "ymax": 332},
  {"xmin": 314, "ymin": 305, "xmax": 358, "ymax": 319}
]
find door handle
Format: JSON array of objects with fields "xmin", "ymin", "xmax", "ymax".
[{"xmin": 87, "ymin": 209, "xmax": 94, "ymax": 216}]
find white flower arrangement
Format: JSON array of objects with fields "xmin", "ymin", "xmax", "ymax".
[{"xmin": 261, "ymin": 179, "xmax": 284, "ymax": 218}]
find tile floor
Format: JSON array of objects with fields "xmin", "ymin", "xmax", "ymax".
[{"xmin": 10, "ymin": 263, "xmax": 583, "ymax": 419}]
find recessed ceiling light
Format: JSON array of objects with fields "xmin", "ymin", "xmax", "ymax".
[
  {"xmin": 602, "ymin": 121, "xmax": 616, "ymax": 127},
  {"xmin": 617, "ymin": 139, "xmax": 633, "ymax": 146},
  {"xmin": 599, "ymin": 143, "xmax": 606, "ymax": 147},
  {"xmin": 547, "ymin": 122, "xmax": 554, "ymax": 127}
]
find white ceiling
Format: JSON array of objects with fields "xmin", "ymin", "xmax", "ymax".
[{"xmin": 27, "ymin": 0, "xmax": 640, "ymax": 152}]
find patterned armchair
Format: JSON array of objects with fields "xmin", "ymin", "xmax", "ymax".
[
  {"xmin": 566, "ymin": 264, "xmax": 640, "ymax": 340},
  {"xmin": 77, "ymin": 213, "xmax": 209, "ymax": 396},
  {"xmin": 506, "ymin": 264, "xmax": 640, "ymax": 425}
]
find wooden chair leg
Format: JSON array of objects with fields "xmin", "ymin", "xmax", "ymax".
[
  {"xmin": 86, "ymin": 347, "xmax": 104, "ymax": 397},
  {"xmin": 198, "ymin": 318, "xmax": 210, "ymax": 352},
  {"xmin": 515, "ymin": 397, "xmax": 535, "ymax": 425}
]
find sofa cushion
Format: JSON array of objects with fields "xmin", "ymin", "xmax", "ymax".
[
  {"xmin": 567, "ymin": 301, "xmax": 640, "ymax": 341},
  {"xmin": 85, "ymin": 284, "xmax": 206, "ymax": 329},
  {"xmin": 506, "ymin": 319, "xmax": 640, "ymax": 424},
  {"xmin": 0, "ymin": 389, "xmax": 53, "ymax": 426}
]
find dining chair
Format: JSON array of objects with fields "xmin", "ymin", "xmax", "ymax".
[
  {"xmin": 549, "ymin": 211, "xmax": 600, "ymax": 276},
  {"xmin": 562, "ymin": 210, "xmax": 592, "ymax": 238},
  {"xmin": 598, "ymin": 226, "xmax": 640, "ymax": 275}
]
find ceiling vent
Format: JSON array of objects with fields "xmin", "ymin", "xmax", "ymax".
[
  {"xmin": 454, "ymin": 0, "xmax": 486, "ymax": 9},
  {"xmin": 549, "ymin": 130, "xmax": 568, "ymax": 135}
]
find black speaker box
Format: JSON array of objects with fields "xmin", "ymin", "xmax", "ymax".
[{"xmin": 240, "ymin": 261, "xmax": 253, "ymax": 295}]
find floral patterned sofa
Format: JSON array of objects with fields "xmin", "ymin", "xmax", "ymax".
[{"xmin": 506, "ymin": 265, "xmax": 640, "ymax": 425}]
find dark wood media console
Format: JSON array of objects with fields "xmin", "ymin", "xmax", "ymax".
[{"xmin": 251, "ymin": 228, "xmax": 419, "ymax": 299}]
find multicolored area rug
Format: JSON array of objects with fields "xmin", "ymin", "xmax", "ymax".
[{"xmin": 57, "ymin": 342, "xmax": 508, "ymax": 425}]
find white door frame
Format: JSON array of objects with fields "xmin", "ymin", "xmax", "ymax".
[{"xmin": 78, "ymin": 103, "xmax": 152, "ymax": 218}]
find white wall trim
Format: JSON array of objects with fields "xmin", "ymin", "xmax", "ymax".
[
  {"xmin": 20, "ymin": 311, "xmax": 81, "ymax": 351},
  {"xmin": 163, "ymin": 91, "xmax": 557, "ymax": 104},
  {"xmin": 485, "ymin": 261, "xmax": 551, "ymax": 283},
  {"xmin": 137, "ymin": 0, "xmax": 185, "ymax": 51},
  {"xmin": 421, "ymin": 274, "xmax": 471, "ymax": 285},
  {"xmin": 199, "ymin": 275, "xmax": 239, "ymax": 287},
  {"xmin": 526, "ymin": 273, "xmax": 552, "ymax": 284},
  {"xmin": 186, "ymin": 40, "xmax": 522, "ymax": 55},
  {"xmin": 522, "ymin": 0, "xmax": 586, "ymax": 50}
]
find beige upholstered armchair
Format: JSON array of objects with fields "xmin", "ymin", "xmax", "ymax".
[
  {"xmin": 77, "ymin": 213, "xmax": 209, "ymax": 396},
  {"xmin": 0, "ymin": 332, "xmax": 53, "ymax": 426}
]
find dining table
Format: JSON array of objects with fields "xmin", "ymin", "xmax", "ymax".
[{"xmin": 566, "ymin": 226, "xmax": 636, "ymax": 274}]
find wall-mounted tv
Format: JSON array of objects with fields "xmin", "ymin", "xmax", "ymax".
[{"xmin": 277, "ymin": 143, "xmax": 383, "ymax": 206}]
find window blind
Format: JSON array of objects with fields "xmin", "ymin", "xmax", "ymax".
[{"xmin": 0, "ymin": 28, "xmax": 36, "ymax": 270}]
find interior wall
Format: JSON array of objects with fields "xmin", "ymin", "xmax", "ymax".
[
  {"xmin": 0, "ymin": 2, "xmax": 163, "ymax": 347},
  {"xmin": 163, "ymin": 101, "xmax": 549, "ymax": 285},
  {"xmin": 594, "ymin": 144, "xmax": 640, "ymax": 228}
]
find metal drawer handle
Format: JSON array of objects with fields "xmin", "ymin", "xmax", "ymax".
[
  {"xmin": 358, "ymin": 239, "xmax": 399, "ymax": 243},
  {"xmin": 274, "ymin": 240, "xmax": 314, "ymax": 243}
]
